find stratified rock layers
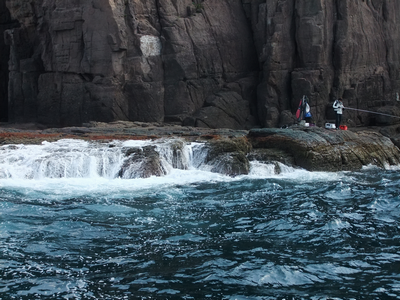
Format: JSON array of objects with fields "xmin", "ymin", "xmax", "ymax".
[{"xmin": 1, "ymin": 0, "xmax": 400, "ymax": 128}]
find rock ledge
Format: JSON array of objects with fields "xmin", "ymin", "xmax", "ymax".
[{"xmin": 0, "ymin": 122, "xmax": 399, "ymax": 174}]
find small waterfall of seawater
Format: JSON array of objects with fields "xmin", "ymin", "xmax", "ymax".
[
  {"xmin": 0, "ymin": 139, "xmax": 215, "ymax": 180},
  {"xmin": 0, "ymin": 138, "xmax": 303, "ymax": 183}
]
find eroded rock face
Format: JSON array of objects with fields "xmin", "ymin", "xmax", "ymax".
[{"xmin": 1, "ymin": 0, "xmax": 400, "ymax": 128}]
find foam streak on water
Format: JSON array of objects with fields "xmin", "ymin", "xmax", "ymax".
[{"xmin": 0, "ymin": 140, "xmax": 400, "ymax": 299}]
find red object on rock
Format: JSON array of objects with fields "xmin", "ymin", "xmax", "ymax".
[{"xmin": 339, "ymin": 125, "xmax": 348, "ymax": 130}]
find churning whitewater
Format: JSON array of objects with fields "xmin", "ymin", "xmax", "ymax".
[
  {"xmin": 0, "ymin": 139, "xmax": 199, "ymax": 180},
  {"xmin": 1, "ymin": 139, "xmax": 400, "ymax": 299}
]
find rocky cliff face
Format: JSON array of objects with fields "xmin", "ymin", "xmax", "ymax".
[
  {"xmin": 0, "ymin": 0, "xmax": 17, "ymax": 122},
  {"xmin": 1, "ymin": 0, "xmax": 400, "ymax": 128}
]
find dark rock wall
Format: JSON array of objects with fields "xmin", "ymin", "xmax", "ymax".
[
  {"xmin": 249, "ymin": 0, "xmax": 400, "ymax": 127},
  {"xmin": 1, "ymin": 0, "xmax": 400, "ymax": 128},
  {"xmin": 0, "ymin": 0, "xmax": 18, "ymax": 122}
]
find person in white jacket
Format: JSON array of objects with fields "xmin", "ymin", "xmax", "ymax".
[{"xmin": 333, "ymin": 97, "xmax": 345, "ymax": 129}]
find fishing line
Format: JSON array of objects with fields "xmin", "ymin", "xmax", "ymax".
[{"xmin": 345, "ymin": 107, "xmax": 400, "ymax": 119}]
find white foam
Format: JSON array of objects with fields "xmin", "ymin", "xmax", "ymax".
[
  {"xmin": 0, "ymin": 138, "xmax": 204, "ymax": 180},
  {"xmin": 247, "ymin": 161, "xmax": 344, "ymax": 182},
  {"xmin": 383, "ymin": 163, "xmax": 400, "ymax": 171},
  {"xmin": 0, "ymin": 169, "xmax": 233, "ymax": 201},
  {"xmin": 248, "ymin": 161, "xmax": 277, "ymax": 177}
]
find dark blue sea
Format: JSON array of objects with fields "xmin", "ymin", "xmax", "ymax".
[{"xmin": 0, "ymin": 139, "xmax": 399, "ymax": 299}]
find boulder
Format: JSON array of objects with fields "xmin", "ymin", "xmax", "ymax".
[
  {"xmin": 200, "ymin": 137, "xmax": 252, "ymax": 176},
  {"xmin": 118, "ymin": 146, "xmax": 167, "ymax": 178}
]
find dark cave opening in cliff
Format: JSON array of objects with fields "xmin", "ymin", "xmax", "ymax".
[{"xmin": 0, "ymin": 51, "xmax": 9, "ymax": 122}]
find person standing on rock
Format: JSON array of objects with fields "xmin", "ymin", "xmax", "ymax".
[
  {"xmin": 296, "ymin": 95, "xmax": 312, "ymax": 123},
  {"xmin": 333, "ymin": 98, "xmax": 345, "ymax": 129},
  {"xmin": 303, "ymin": 98, "xmax": 312, "ymax": 123}
]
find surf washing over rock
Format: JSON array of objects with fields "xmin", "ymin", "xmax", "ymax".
[
  {"xmin": 0, "ymin": 139, "xmax": 198, "ymax": 180},
  {"xmin": 1, "ymin": 130, "xmax": 400, "ymax": 181},
  {"xmin": 0, "ymin": 138, "xmax": 262, "ymax": 180}
]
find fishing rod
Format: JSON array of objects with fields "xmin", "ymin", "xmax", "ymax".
[{"xmin": 345, "ymin": 107, "xmax": 400, "ymax": 119}]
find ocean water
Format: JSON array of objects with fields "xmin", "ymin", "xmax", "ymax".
[{"xmin": 0, "ymin": 139, "xmax": 400, "ymax": 299}]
